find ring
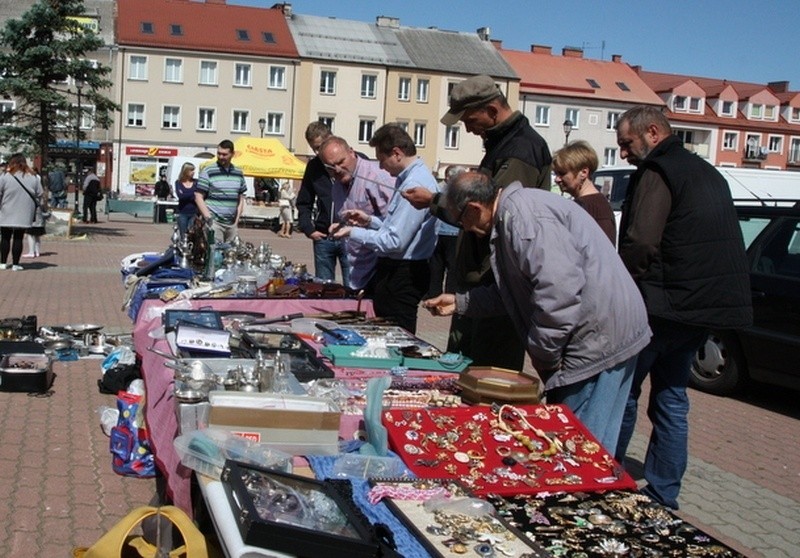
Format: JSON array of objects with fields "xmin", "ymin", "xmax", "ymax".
[{"xmin": 496, "ymin": 446, "xmax": 511, "ymax": 457}]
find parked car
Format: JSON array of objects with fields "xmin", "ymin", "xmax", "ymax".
[{"xmin": 691, "ymin": 200, "xmax": 800, "ymax": 395}]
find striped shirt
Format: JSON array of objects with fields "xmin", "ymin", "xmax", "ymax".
[{"xmin": 196, "ymin": 162, "xmax": 247, "ymax": 225}]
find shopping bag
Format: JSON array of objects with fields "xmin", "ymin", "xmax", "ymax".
[
  {"xmin": 71, "ymin": 505, "xmax": 208, "ymax": 557},
  {"xmin": 110, "ymin": 391, "xmax": 156, "ymax": 478}
]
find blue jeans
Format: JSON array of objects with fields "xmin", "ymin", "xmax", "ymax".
[
  {"xmin": 615, "ymin": 317, "xmax": 707, "ymax": 509},
  {"xmin": 177, "ymin": 213, "xmax": 196, "ymax": 237},
  {"xmin": 313, "ymin": 238, "xmax": 349, "ymax": 285},
  {"xmin": 546, "ymin": 356, "xmax": 636, "ymax": 454}
]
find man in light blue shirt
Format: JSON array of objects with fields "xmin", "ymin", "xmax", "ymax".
[{"xmin": 332, "ymin": 124, "xmax": 437, "ymax": 333}]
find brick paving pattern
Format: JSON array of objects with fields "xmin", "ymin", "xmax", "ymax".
[{"xmin": 0, "ymin": 208, "xmax": 797, "ymax": 556}]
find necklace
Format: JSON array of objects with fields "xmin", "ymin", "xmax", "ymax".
[{"xmin": 492, "ymin": 404, "xmax": 561, "ymax": 458}]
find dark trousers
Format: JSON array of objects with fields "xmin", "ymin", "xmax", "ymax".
[
  {"xmin": 83, "ymin": 197, "xmax": 98, "ymax": 223},
  {"xmin": 426, "ymin": 234, "xmax": 458, "ymax": 298},
  {"xmin": 0, "ymin": 227, "xmax": 25, "ymax": 265},
  {"xmin": 372, "ymin": 257, "xmax": 430, "ymax": 334},
  {"xmin": 447, "ymin": 313, "xmax": 526, "ymax": 370}
]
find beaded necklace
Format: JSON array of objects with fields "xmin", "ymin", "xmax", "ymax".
[{"xmin": 492, "ymin": 404, "xmax": 562, "ymax": 458}]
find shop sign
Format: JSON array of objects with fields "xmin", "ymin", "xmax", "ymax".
[{"xmin": 126, "ymin": 146, "xmax": 179, "ymax": 157}]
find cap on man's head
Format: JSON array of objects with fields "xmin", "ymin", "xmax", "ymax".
[{"xmin": 440, "ymin": 75, "xmax": 502, "ymax": 126}]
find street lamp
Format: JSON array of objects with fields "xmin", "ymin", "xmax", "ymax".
[
  {"xmin": 73, "ymin": 77, "xmax": 84, "ymax": 218},
  {"xmin": 258, "ymin": 117, "xmax": 266, "ymax": 138},
  {"xmin": 563, "ymin": 119, "xmax": 573, "ymax": 146}
]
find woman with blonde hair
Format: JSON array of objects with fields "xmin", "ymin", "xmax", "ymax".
[
  {"xmin": 552, "ymin": 140, "xmax": 616, "ymax": 246},
  {"xmin": 174, "ymin": 162, "xmax": 198, "ymax": 236},
  {"xmin": 0, "ymin": 153, "xmax": 43, "ymax": 270}
]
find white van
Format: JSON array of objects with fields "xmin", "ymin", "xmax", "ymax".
[{"xmin": 593, "ymin": 166, "xmax": 800, "ymax": 209}]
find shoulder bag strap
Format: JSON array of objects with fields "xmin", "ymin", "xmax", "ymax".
[{"xmin": 11, "ymin": 174, "xmax": 40, "ymax": 207}]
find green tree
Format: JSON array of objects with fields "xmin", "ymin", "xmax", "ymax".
[{"xmin": 0, "ymin": 0, "xmax": 118, "ymax": 168}]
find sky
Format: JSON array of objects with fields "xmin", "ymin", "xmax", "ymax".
[{"xmin": 232, "ymin": 0, "xmax": 800, "ymax": 89}]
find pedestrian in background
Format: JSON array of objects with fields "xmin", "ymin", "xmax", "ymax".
[
  {"xmin": 277, "ymin": 180, "xmax": 295, "ymax": 238},
  {"xmin": 47, "ymin": 164, "xmax": 67, "ymax": 209},
  {"xmin": 0, "ymin": 153, "xmax": 43, "ymax": 270},
  {"xmin": 82, "ymin": 166, "xmax": 101, "ymax": 223},
  {"xmin": 614, "ymin": 106, "xmax": 752, "ymax": 509},
  {"xmin": 552, "ymin": 140, "xmax": 616, "ymax": 245},
  {"xmin": 426, "ymin": 164, "xmax": 466, "ymax": 298},
  {"xmin": 195, "ymin": 139, "xmax": 247, "ymax": 243},
  {"xmin": 174, "ymin": 162, "xmax": 198, "ymax": 237}
]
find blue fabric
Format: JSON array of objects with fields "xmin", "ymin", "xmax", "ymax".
[
  {"xmin": 307, "ymin": 449, "xmax": 429, "ymax": 558},
  {"xmin": 615, "ymin": 318, "xmax": 707, "ymax": 509},
  {"xmin": 546, "ymin": 355, "xmax": 636, "ymax": 453}
]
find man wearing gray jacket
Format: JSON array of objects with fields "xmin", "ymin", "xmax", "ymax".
[{"xmin": 424, "ymin": 171, "xmax": 651, "ymax": 452}]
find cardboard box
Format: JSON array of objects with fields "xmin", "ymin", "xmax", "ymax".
[{"xmin": 208, "ymin": 392, "xmax": 340, "ymax": 455}]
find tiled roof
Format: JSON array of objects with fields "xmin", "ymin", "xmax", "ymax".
[
  {"xmin": 501, "ymin": 48, "xmax": 663, "ymax": 105},
  {"xmin": 287, "ymin": 14, "xmax": 413, "ymax": 66},
  {"xmin": 115, "ymin": 0, "xmax": 298, "ymax": 58},
  {"xmin": 638, "ymin": 70, "xmax": 786, "ymax": 103},
  {"xmin": 395, "ymin": 28, "xmax": 517, "ymax": 78}
]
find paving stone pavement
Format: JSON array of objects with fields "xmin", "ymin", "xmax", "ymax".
[{"xmin": 0, "ymin": 210, "xmax": 797, "ymax": 556}]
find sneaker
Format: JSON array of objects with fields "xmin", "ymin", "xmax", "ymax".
[
  {"xmin": 0, "ymin": 264, "xmax": 7, "ymax": 270},
  {"xmin": 21, "ymin": 253, "xmax": 35, "ymax": 258},
  {"xmin": 11, "ymin": 265, "xmax": 23, "ymax": 271}
]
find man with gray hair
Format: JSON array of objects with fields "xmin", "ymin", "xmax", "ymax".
[
  {"xmin": 424, "ymin": 171, "xmax": 651, "ymax": 453},
  {"xmin": 426, "ymin": 164, "xmax": 467, "ymax": 299}
]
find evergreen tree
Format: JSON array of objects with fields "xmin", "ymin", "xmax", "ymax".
[{"xmin": 0, "ymin": 0, "xmax": 118, "ymax": 167}]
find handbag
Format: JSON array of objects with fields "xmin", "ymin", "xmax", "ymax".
[{"xmin": 71, "ymin": 505, "xmax": 209, "ymax": 558}]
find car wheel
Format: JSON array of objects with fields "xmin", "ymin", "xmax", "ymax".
[{"xmin": 690, "ymin": 331, "xmax": 746, "ymax": 395}]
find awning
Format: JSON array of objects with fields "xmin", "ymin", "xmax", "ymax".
[{"xmin": 201, "ymin": 137, "xmax": 306, "ymax": 179}]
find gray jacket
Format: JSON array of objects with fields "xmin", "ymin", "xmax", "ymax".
[
  {"xmin": 457, "ymin": 183, "xmax": 651, "ymax": 390},
  {"xmin": 0, "ymin": 171, "xmax": 43, "ymax": 228}
]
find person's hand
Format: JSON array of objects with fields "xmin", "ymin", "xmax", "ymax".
[
  {"xmin": 331, "ymin": 225, "xmax": 352, "ymax": 239},
  {"xmin": 309, "ymin": 231, "xmax": 326, "ymax": 241},
  {"xmin": 204, "ymin": 215, "xmax": 214, "ymax": 226},
  {"xmin": 341, "ymin": 209, "xmax": 370, "ymax": 227},
  {"xmin": 402, "ymin": 187, "xmax": 434, "ymax": 209},
  {"xmin": 422, "ymin": 294, "xmax": 456, "ymax": 316}
]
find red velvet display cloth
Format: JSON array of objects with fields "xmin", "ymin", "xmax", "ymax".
[{"xmin": 384, "ymin": 404, "xmax": 636, "ymax": 497}]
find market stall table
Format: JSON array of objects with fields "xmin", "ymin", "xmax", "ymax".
[{"xmin": 133, "ymin": 297, "xmax": 375, "ymax": 514}]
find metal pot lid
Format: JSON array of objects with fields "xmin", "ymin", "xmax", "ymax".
[
  {"xmin": 62, "ymin": 323, "xmax": 104, "ymax": 334},
  {"xmin": 174, "ymin": 389, "xmax": 207, "ymax": 404}
]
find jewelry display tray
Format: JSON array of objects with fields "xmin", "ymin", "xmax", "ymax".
[
  {"xmin": 239, "ymin": 331, "xmax": 335, "ymax": 382},
  {"xmin": 369, "ymin": 478, "xmax": 550, "ymax": 558},
  {"xmin": 383, "ymin": 404, "xmax": 636, "ymax": 497},
  {"xmin": 220, "ymin": 460, "xmax": 382, "ymax": 558}
]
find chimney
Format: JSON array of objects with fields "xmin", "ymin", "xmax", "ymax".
[
  {"xmin": 530, "ymin": 44, "xmax": 552, "ymax": 55},
  {"xmin": 477, "ymin": 27, "xmax": 491, "ymax": 41},
  {"xmin": 271, "ymin": 3, "xmax": 292, "ymax": 16},
  {"xmin": 631, "ymin": 65, "xmax": 642, "ymax": 74},
  {"xmin": 376, "ymin": 16, "xmax": 400, "ymax": 28},
  {"xmin": 490, "ymin": 39, "xmax": 503, "ymax": 49},
  {"xmin": 768, "ymin": 80, "xmax": 790, "ymax": 93},
  {"xmin": 562, "ymin": 46, "xmax": 583, "ymax": 58},
  {"xmin": 611, "ymin": 54, "xmax": 622, "ymax": 63},
  {"xmin": 206, "ymin": 0, "xmax": 227, "ymax": 4}
]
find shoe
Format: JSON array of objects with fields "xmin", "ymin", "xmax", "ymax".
[
  {"xmin": 0, "ymin": 264, "xmax": 7, "ymax": 270},
  {"xmin": 21, "ymin": 253, "xmax": 35, "ymax": 258},
  {"xmin": 11, "ymin": 265, "xmax": 23, "ymax": 271}
]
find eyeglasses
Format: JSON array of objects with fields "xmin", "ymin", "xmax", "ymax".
[{"xmin": 456, "ymin": 203, "xmax": 470, "ymax": 227}]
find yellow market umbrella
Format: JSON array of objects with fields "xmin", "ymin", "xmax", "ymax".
[{"xmin": 201, "ymin": 137, "xmax": 306, "ymax": 179}]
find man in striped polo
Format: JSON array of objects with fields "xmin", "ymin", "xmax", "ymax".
[{"xmin": 195, "ymin": 139, "xmax": 247, "ymax": 242}]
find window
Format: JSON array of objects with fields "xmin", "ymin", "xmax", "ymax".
[
  {"xmin": 398, "ymin": 77, "xmax": 411, "ymax": 101},
  {"xmin": 765, "ymin": 105, "xmax": 776, "ymax": 120},
  {"xmin": 266, "ymin": 112, "xmax": 284, "ymax": 135},
  {"xmin": 318, "ymin": 116, "xmax": 334, "ymax": 132},
  {"xmin": 269, "ymin": 66, "xmax": 286, "ymax": 89},
  {"xmin": 791, "ymin": 107, "xmax": 800, "ymax": 122},
  {"xmin": 586, "ymin": 78, "xmax": 600, "ymax": 89},
  {"xmin": 414, "ymin": 123, "xmax": 426, "ymax": 147},
  {"xmin": 750, "ymin": 104, "xmax": 763, "ymax": 119},
  {"xmin": 79, "ymin": 105, "xmax": 95, "ymax": 129},
  {"xmin": 0, "ymin": 100, "xmax": 13, "ymax": 114},
  {"xmin": 129, "ymin": 56, "xmax": 147, "ymax": 80},
  {"xmin": 198, "ymin": 108, "xmax": 215, "ymax": 131},
  {"xmin": 416, "ymin": 79, "xmax": 429, "ymax": 103},
  {"xmin": 127, "ymin": 103, "xmax": 145, "ymax": 127},
  {"xmin": 236, "ymin": 29, "xmax": 249, "ymax": 41},
  {"xmin": 140, "ymin": 22, "xmax": 154, "ymax": 34},
  {"xmin": 603, "ymin": 148, "xmax": 617, "ymax": 166},
  {"xmin": 170, "ymin": 24, "xmax": 182, "ymax": 36},
  {"xmin": 721, "ymin": 100, "xmax": 735, "ymax": 116},
  {"xmin": 164, "ymin": 58, "xmax": 182, "ymax": 83},
  {"xmin": 689, "ymin": 97, "xmax": 702, "ymax": 112},
  {"xmin": 234, "ymin": 63, "xmax": 252, "ymax": 87},
  {"xmin": 676, "ymin": 130, "xmax": 694, "ymax": 145},
  {"xmin": 232, "ymin": 110, "xmax": 249, "ymax": 133},
  {"xmin": 534, "ymin": 105, "xmax": 550, "ymax": 126},
  {"xmin": 162, "ymin": 106, "xmax": 180, "ymax": 129},
  {"xmin": 361, "ymin": 74, "xmax": 377, "ymax": 99},
  {"xmin": 262, "ymin": 32, "xmax": 275, "ymax": 44},
  {"xmin": 199, "ymin": 61, "xmax": 218, "ymax": 85},
  {"xmin": 615, "ymin": 81, "xmax": 630, "ymax": 92},
  {"xmin": 723, "ymin": 132, "xmax": 738, "ymax": 150},
  {"xmin": 320, "ymin": 70, "xmax": 336, "ymax": 95},
  {"xmin": 768, "ymin": 135, "xmax": 783, "ymax": 153},
  {"xmin": 790, "ymin": 138, "xmax": 800, "ymax": 163},
  {"xmin": 673, "ymin": 96, "xmax": 686, "ymax": 110},
  {"xmin": 444, "ymin": 126, "xmax": 459, "ymax": 149},
  {"xmin": 396, "ymin": 121, "xmax": 409, "ymax": 132},
  {"xmin": 565, "ymin": 108, "xmax": 580, "ymax": 129},
  {"xmin": 745, "ymin": 134, "xmax": 762, "ymax": 158},
  {"xmin": 358, "ymin": 119, "xmax": 375, "ymax": 143},
  {"xmin": 606, "ymin": 111, "xmax": 620, "ymax": 130}
]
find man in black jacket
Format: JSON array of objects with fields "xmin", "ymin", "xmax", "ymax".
[
  {"xmin": 408, "ymin": 74, "xmax": 552, "ymax": 370},
  {"xmin": 295, "ymin": 122, "xmax": 350, "ymax": 284},
  {"xmin": 614, "ymin": 106, "xmax": 752, "ymax": 509}
]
